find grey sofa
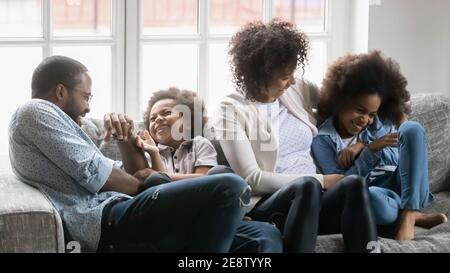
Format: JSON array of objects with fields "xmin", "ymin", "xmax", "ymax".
[{"xmin": 1, "ymin": 93, "xmax": 449, "ymax": 253}]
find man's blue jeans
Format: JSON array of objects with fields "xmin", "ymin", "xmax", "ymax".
[{"xmin": 97, "ymin": 173, "xmax": 282, "ymax": 252}]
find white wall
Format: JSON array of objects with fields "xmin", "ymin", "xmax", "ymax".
[{"xmin": 368, "ymin": 0, "xmax": 450, "ymax": 96}]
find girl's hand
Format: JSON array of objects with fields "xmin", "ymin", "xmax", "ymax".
[
  {"xmin": 368, "ymin": 132, "xmax": 399, "ymax": 152},
  {"xmin": 338, "ymin": 142, "xmax": 365, "ymax": 169},
  {"xmin": 135, "ymin": 129, "xmax": 159, "ymax": 153}
]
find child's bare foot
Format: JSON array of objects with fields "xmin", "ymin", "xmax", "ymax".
[
  {"xmin": 395, "ymin": 210, "xmax": 416, "ymax": 240},
  {"xmin": 415, "ymin": 212, "xmax": 448, "ymax": 229}
]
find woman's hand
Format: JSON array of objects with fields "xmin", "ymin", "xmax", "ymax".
[
  {"xmin": 135, "ymin": 129, "xmax": 159, "ymax": 154},
  {"xmin": 323, "ymin": 174, "xmax": 345, "ymax": 190},
  {"xmin": 368, "ymin": 132, "xmax": 398, "ymax": 152},
  {"xmin": 338, "ymin": 142, "xmax": 365, "ymax": 169}
]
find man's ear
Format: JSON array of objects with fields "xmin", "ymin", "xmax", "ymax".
[{"xmin": 55, "ymin": 84, "xmax": 66, "ymax": 102}]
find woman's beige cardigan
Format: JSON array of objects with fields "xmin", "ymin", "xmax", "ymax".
[{"xmin": 212, "ymin": 79, "xmax": 324, "ymax": 211}]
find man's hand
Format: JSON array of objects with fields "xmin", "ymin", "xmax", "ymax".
[
  {"xmin": 133, "ymin": 168, "xmax": 157, "ymax": 182},
  {"xmin": 368, "ymin": 132, "xmax": 399, "ymax": 152},
  {"xmin": 323, "ymin": 174, "xmax": 345, "ymax": 190},
  {"xmin": 104, "ymin": 113, "xmax": 134, "ymax": 142},
  {"xmin": 135, "ymin": 129, "xmax": 159, "ymax": 154},
  {"xmin": 338, "ymin": 142, "xmax": 365, "ymax": 169}
]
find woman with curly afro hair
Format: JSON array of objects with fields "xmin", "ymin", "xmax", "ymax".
[
  {"xmin": 212, "ymin": 19, "xmax": 377, "ymax": 253},
  {"xmin": 312, "ymin": 50, "xmax": 447, "ymax": 241}
]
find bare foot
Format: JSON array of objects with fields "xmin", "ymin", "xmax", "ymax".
[
  {"xmin": 415, "ymin": 212, "xmax": 448, "ymax": 229},
  {"xmin": 395, "ymin": 210, "xmax": 416, "ymax": 240}
]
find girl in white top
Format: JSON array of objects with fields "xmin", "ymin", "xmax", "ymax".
[{"xmin": 213, "ymin": 19, "xmax": 377, "ymax": 252}]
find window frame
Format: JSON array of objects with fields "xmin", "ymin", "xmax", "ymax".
[
  {"xmin": 124, "ymin": 0, "xmax": 349, "ymax": 120},
  {"xmin": 0, "ymin": 0, "xmax": 125, "ymax": 114},
  {"xmin": 0, "ymin": 0, "xmax": 350, "ymax": 120}
]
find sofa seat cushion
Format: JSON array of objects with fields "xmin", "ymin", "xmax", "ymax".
[
  {"xmin": 0, "ymin": 174, "xmax": 64, "ymax": 253},
  {"xmin": 316, "ymin": 190, "xmax": 450, "ymax": 253}
]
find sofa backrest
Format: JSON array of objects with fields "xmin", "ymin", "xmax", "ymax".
[
  {"xmin": 82, "ymin": 93, "xmax": 450, "ymax": 193},
  {"xmin": 408, "ymin": 94, "xmax": 450, "ymax": 193}
]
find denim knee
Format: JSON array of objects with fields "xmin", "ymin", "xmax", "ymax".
[
  {"xmin": 232, "ymin": 221, "xmax": 283, "ymax": 253},
  {"xmin": 369, "ymin": 187, "xmax": 399, "ymax": 225},
  {"xmin": 213, "ymin": 174, "xmax": 251, "ymax": 208},
  {"xmin": 207, "ymin": 165, "xmax": 235, "ymax": 175},
  {"xmin": 251, "ymin": 222, "xmax": 283, "ymax": 253},
  {"xmin": 143, "ymin": 172, "xmax": 172, "ymax": 187},
  {"xmin": 399, "ymin": 121, "xmax": 425, "ymax": 140}
]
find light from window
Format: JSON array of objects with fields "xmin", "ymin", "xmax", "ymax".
[
  {"xmin": 209, "ymin": 0, "xmax": 262, "ymax": 34},
  {"xmin": 1, "ymin": 47, "xmax": 42, "ymax": 155},
  {"xmin": 142, "ymin": 0, "xmax": 198, "ymax": 35},
  {"xmin": 207, "ymin": 42, "xmax": 234, "ymax": 115},
  {"xmin": 0, "ymin": 0, "xmax": 42, "ymax": 37},
  {"xmin": 142, "ymin": 44, "xmax": 199, "ymax": 110},
  {"xmin": 273, "ymin": 0, "xmax": 326, "ymax": 32},
  {"xmin": 53, "ymin": 46, "xmax": 112, "ymax": 118},
  {"xmin": 303, "ymin": 41, "xmax": 327, "ymax": 86},
  {"xmin": 52, "ymin": 0, "xmax": 112, "ymax": 36}
]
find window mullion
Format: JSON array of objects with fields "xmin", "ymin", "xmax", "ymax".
[
  {"xmin": 114, "ymin": 0, "xmax": 126, "ymax": 114},
  {"xmin": 198, "ymin": 0, "xmax": 208, "ymax": 105},
  {"xmin": 125, "ymin": 0, "xmax": 141, "ymax": 120},
  {"xmin": 263, "ymin": 0, "xmax": 274, "ymax": 23},
  {"xmin": 43, "ymin": 0, "xmax": 51, "ymax": 57}
]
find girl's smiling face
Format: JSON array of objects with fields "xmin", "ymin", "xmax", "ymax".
[{"xmin": 336, "ymin": 93, "xmax": 381, "ymax": 138}]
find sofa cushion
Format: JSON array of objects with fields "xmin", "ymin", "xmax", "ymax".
[
  {"xmin": 0, "ymin": 174, "xmax": 65, "ymax": 253},
  {"xmin": 409, "ymin": 94, "xmax": 450, "ymax": 193}
]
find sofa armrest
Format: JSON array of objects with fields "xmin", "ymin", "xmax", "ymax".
[{"xmin": 0, "ymin": 174, "xmax": 65, "ymax": 253}]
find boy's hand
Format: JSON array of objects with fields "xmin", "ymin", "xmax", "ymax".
[
  {"xmin": 368, "ymin": 132, "xmax": 399, "ymax": 152},
  {"xmin": 338, "ymin": 142, "xmax": 365, "ymax": 169},
  {"xmin": 135, "ymin": 129, "xmax": 159, "ymax": 153}
]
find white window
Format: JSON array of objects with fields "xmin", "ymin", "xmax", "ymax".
[
  {"xmin": 0, "ymin": 0, "xmax": 123, "ymax": 155},
  {"xmin": 127, "ymin": 0, "xmax": 347, "ymax": 118},
  {"xmin": 1, "ymin": 0, "xmax": 348, "ymax": 155}
]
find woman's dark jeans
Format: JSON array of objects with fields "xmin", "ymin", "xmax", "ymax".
[
  {"xmin": 319, "ymin": 175, "xmax": 377, "ymax": 253},
  {"xmin": 249, "ymin": 175, "xmax": 377, "ymax": 253}
]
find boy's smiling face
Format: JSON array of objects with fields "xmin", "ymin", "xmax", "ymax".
[
  {"xmin": 148, "ymin": 98, "xmax": 182, "ymax": 146},
  {"xmin": 336, "ymin": 93, "xmax": 381, "ymax": 138}
]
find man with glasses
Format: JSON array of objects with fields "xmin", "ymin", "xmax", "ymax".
[{"xmin": 8, "ymin": 55, "xmax": 282, "ymax": 253}]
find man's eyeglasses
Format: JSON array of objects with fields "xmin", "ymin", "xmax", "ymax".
[
  {"xmin": 61, "ymin": 83, "xmax": 93, "ymax": 103},
  {"xmin": 81, "ymin": 92, "xmax": 93, "ymax": 103}
]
